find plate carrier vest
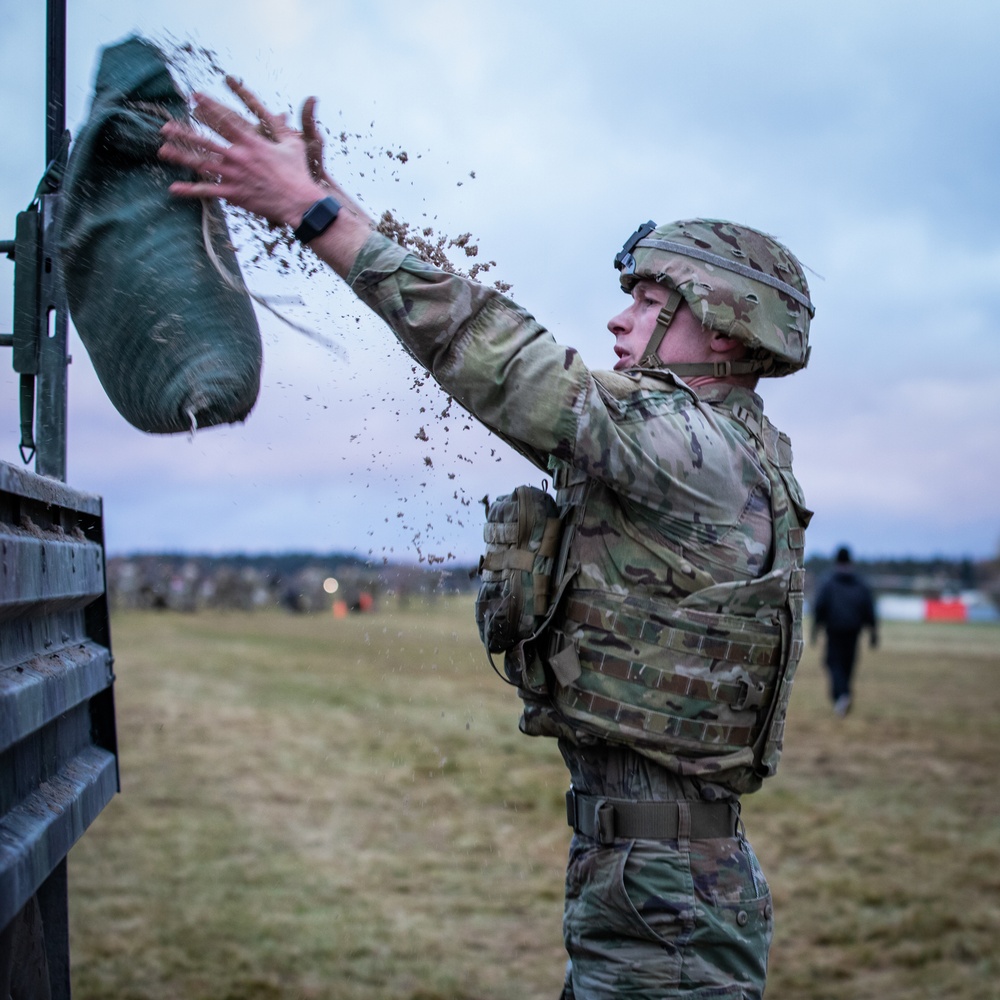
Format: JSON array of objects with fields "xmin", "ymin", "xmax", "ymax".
[{"xmin": 510, "ymin": 398, "xmax": 811, "ymax": 791}]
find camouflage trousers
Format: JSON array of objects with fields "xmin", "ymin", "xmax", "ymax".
[{"xmin": 559, "ymin": 829, "xmax": 773, "ymax": 999}]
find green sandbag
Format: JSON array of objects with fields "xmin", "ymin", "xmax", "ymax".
[{"xmin": 58, "ymin": 35, "xmax": 262, "ymax": 434}]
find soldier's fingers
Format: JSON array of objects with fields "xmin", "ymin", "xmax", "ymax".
[
  {"xmin": 190, "ymin": 92, "xmax": 255, "ymax": 143},
  {"xmin": 167, "ymin": 182, "xmax": 245, "ymax": 209},
  {"xmin": 301, "ymin": 97, "xmax": 320, "ymax": 141},
  {"xmin": 226, "ymin": 76, "xmax": 271, "ymax": 121},
  {"xmin": 158, "ymin": 139, "xmax": 211, "ymax": 173},
  {"xmin": 166, "ymin": 180, "xmax": 230, "ymax": 202},
  {"xmin": 158, "ymin": 140, "xmax": 198, "ymax": 171},
  {"xmin": 264, "ymin": 111, "xmax": 294, "ymax": 141},
  {"xmin": 300, "ymin": 98, "xmax": 327, "ymax": 180},
  {"xmin": 167, "ymin": 180, "xmax": 280, "ymax": 225},
  {"xmin": 160, "ymin": 119, "xmax": 228, "ymax": 157},
  {"xmin": 226, "ymin": 76, "xmax": 293, "ymax": 141},
  {"xmin": 158, "ymin": 125, "xmax": 230, "ymax": 184}
]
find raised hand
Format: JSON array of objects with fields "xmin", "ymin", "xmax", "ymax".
[
  {"xmin": 159, "ymin": 83, "xmax": 325, "ymax": 228},
  {"xmin": 159, "ymin": 79, "xmax": 375, "ymax": 278}
]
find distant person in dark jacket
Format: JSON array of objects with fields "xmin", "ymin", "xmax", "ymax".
[{"xmin": 812, "ymin": 547, "xmax": 878, "ymax": 716}]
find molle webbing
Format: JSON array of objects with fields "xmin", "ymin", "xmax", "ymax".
[
  {"xmin": 560, "ymin": 684, "xmax": 758, "ymax": 751},
  {"xmin": 547, "ymin": 405, "xmax": 808, "ymax": 777},
  {"xmin": 553, "ymin": 590, "xmax": 783, "ymax": 755},
  {"xmin": 562, "ymin": 646, "xmax": 773, "ymax": 714},
  {"xmin": 564, "ymin": 598, "xmax": 781, "ymax": 668}
]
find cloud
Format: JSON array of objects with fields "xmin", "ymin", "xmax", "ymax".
[
  {"xmin": 773, "ymin": 372, "xmax": 1000, "ymax": 558},
  {"xmin": 1, "ymin": 0, "xmax": 997, "ymax": 559}
]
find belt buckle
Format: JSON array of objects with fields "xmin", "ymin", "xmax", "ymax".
[
  {"xmin": 594, "ymin": 799, "xmax": 615, "ymax": 845},
  {"xmin": 567, "ymin": 789, "xmax": 617, "ymax": 845},
  {"xmin": 565, "ymin": 788, "xmax": 577, "ymax": 828}
]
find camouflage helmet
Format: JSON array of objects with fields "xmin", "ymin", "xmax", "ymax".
[{"xmin": 614, "ymin": 219, "xmax": 813, "ymax": 377}]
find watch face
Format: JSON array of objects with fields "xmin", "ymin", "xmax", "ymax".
[{"xmin": 296, "ymin": 197, "xmax": 341, "ymax": 242}]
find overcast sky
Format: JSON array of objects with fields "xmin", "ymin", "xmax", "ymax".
[{"xmin": 2, "ymin": 1, "xmax": 998, "ymax": 564}]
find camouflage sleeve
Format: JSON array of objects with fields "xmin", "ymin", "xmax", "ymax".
[
  {"xmin": 346, "ymin": 234, "xmax": 750, "ymax": 518},
  {"xmin": 348, "ymin": 232, "xmax": 592, "ymax": 469}
]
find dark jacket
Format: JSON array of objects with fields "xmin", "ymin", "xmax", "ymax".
[{"xmin": 813, "ymin": 568, "xmax": 877, "ymax": 635}]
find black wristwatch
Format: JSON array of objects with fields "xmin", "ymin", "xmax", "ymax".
[{"xmin": 293, "ymin": 196, "xmax": 341, "ymax": 244}]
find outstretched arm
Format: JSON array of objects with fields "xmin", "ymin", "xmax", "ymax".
[
  {"xmin": 158, "ymin": 80, "xmax": 590, "ymax": 475},
  {"xmin": 158, "ymin": 80, "xmax": 374, "ymax": 279}
]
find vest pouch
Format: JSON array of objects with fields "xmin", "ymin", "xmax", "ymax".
[
  {"xmin": 475, "ymin": 485, "xmax": 562, "ymax": 661},
  {"xmin": 552, "ymin": 591, "xmax": 784, "ymax": 759}
]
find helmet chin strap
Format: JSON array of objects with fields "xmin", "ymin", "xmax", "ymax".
[
  {"xmin": 636, "ymin": 289, "xmax": 683, "ymax": 369},
  {"xmin": 636, "ymin": 288, "xmax": 769, "ymax": 378},
  {"xmin": 662, "ymin": 359, "xmax": 769, "ymax": 378}
]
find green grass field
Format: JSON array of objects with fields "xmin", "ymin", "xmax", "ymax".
[{"xmin": 67, "ymin": 599, "xmax": 1000, "ymax": 999}]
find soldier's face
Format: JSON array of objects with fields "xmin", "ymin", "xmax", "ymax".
[{"xmin": 607, "ymin": 279, "xmax": 672, "ymax": 371}]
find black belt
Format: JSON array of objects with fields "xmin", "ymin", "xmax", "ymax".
[{"xmin": 566, "ymin": 788, "xmax": 738, "ymax": 844}]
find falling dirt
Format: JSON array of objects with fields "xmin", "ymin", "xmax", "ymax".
[{"xmin": 162, "ymin": 38, "xmax": 518, "ymax": 568}]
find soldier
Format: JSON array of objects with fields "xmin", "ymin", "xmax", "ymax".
[
  {"xmin": 160, "ymin": 83, "xmax": 814, "ymax": 1000},
  {"xmin": 812, "ymin": 546, "xmax": 878, "ymax": 716}
]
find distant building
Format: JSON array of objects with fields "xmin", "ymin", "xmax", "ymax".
[{"xmin": 876, "ymin": 591, "xmax": 999, "ymax": 623}]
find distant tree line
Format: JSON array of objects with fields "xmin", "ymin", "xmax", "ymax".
[
  {"xmin": 108, "ymin": 551, "xmax": 1000, "ymax": 614},
  {"xmin": 106, "ymin": 552, "xmax": 479, "ymax": 613}
]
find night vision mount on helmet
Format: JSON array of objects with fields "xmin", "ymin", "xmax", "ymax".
[{"xmin": 615, "ymin": 219, "xmax": 814, "ymax": 378}]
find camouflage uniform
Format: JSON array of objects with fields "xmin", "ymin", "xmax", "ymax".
[{"xmin": 349, "ymin": 223, "xmax": 811, "ymax": 999}]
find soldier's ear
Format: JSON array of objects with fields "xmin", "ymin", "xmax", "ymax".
[{"xmin": 708, "ymin": 330, "xmax": 745, "ymax": 357}]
